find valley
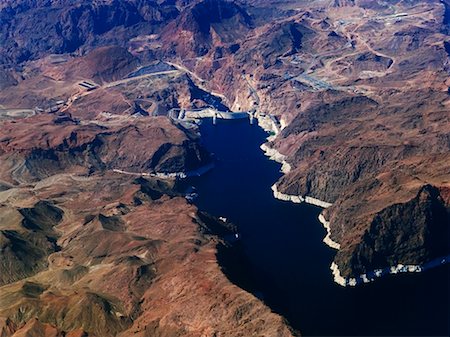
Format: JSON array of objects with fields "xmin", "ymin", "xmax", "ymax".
[{"xmin": 0, "ymin": 0, "xmax": 449, "ymax": 336}]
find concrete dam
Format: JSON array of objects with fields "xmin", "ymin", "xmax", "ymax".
[{"xmin": 169, "ymin": 107, "xmax": 254, "ymax": 124}]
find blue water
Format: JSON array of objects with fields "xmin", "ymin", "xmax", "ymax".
[{"xmin": 190, "ymin": 119, "xmax": 449, "ymax": 336}]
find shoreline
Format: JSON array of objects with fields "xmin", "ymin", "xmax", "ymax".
[
  {"xmin": 256, "ymin": 118, "xmax": 450, "ymax": 288},
  {"xmin": 271, "ymin": 183, "xmax": 333, "ymax": 208},
  {"xmin": 256, "ymin": 113, "xmax": 292, "ymax": 174},
  {"xmin": 270, "ymin": 174, "xmax": 450, "ymax": 287},
  {"xmin": 271, "ymin": 176, "xmax": 450, "ymax": 287},
  {"xmin": 331, "ymin": 255, "xmax": 450, "ymax": 287},
  {"xmin": 260, "ymin": 143, "xmax": 292, "ymax": 174},
  {"xmin": 111, "ymin": 162, "xmax": 215, "ymax": 179},
  {"xmin": 317, "ymin": 214, "xmax": 341, "ymax": 250}
]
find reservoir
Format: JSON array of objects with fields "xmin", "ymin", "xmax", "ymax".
[{"xmin": 190, "ymin": 119, "xmax": 449, "ymax": 336}]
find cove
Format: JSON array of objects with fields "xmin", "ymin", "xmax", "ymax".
[{"xmin": 189, "ymin": 119, "xmax": 449, "ymax": 336}]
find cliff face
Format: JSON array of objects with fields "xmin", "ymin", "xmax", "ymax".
[{"xmin": 335, "ymin": 185, "xmax": 449, "ymax": 277}]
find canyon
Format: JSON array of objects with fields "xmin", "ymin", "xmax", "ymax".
[{"xmin": 0, "ymin": 0, "xmax": 449, "ymax": 335}]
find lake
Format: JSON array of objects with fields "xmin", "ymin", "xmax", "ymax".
[{"xmin": 190, "ymin": 119, "xmax": 449, "ymax": 336}]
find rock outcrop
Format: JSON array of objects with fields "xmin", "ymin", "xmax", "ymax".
[{"xmin": 0, "ymin": 115, "xmax": 210, "ymax": 183}]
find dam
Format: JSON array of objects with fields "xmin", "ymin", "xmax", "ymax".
[{"xmin": 169, "ymin": 106, "xmax": 254, "ymax": 124}]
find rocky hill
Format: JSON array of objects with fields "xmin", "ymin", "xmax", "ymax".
[
  {"xmin": 0, "ymin": 98, "xmax": 294, "ymax": 336},
  {"xmin": 0, "ymin": 115, "xmax": 209, "ymax": 183},
  {"xmin": 0, "ymin": 0, "xmax": 449, "ymax": 335},
  {"xmin": 0, "ymin": 172, "xmax": 294, "ymax": 336},
  {"xmin": 0, "ymin": 0, "xmax": 181, "ymax": 64}
]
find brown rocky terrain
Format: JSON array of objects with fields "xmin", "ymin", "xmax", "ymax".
[
  {"xmin": 0, "ymin": 19, "xmax": 294, "ymax": 332},
  {"xmin": 0, "ymin": 83, "xmax": 294, "ymax": 336},
  {"xmin": 0, "ymin": 171, "xmax": 294, "ymax": 336},
  {"xmin": 0, "ymin": 0, "xmax": 449, "ymax": 335},
  {"xmin": 0, "ymin": 0, "xmax": 182, "ymax": 65},
  {"xmin": 146, "ymin": 0, "xmax": 449, "ymax": 281},
  {"xmin": 0, "ymin": 114, "xmax": 210, "ymax": 183}
]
